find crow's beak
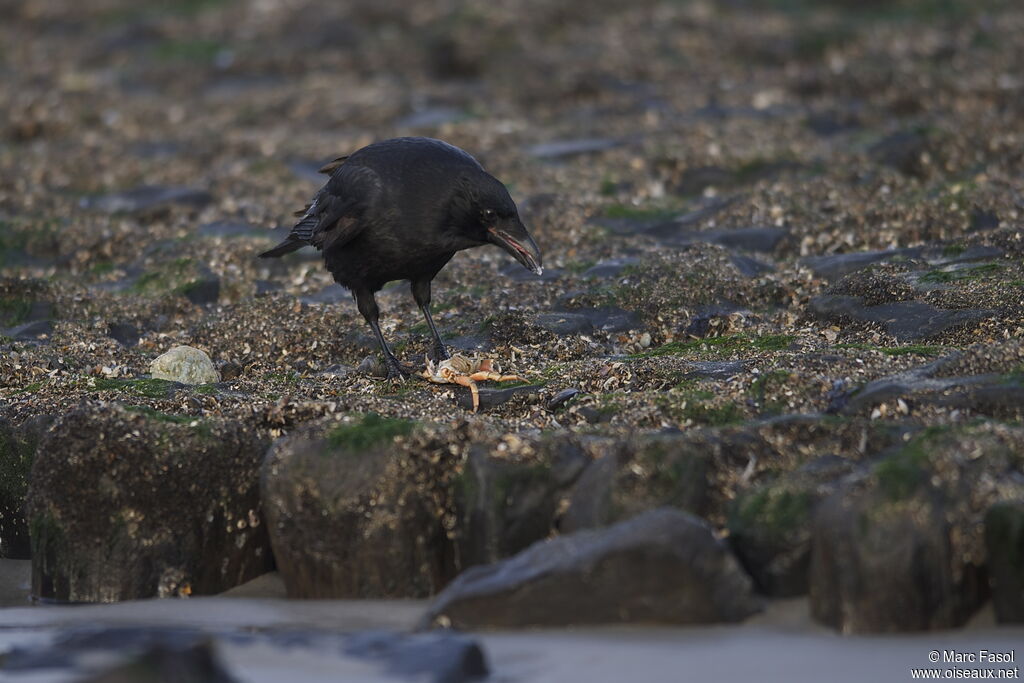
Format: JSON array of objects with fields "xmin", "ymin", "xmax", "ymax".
[{"xmin": 487, "ymin": 219, "xmax": 543, "ymax": 276}]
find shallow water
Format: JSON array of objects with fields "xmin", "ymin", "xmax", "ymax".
[{"xmin": 2, "ymin": 561, "xmax": 1021, "ymax": 682}]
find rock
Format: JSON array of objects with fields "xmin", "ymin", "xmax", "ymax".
[
  {"xmin": 969, "ymin": 208, "xmax": 1000, "ymax": 232},
  {"xmin": 802, "ymin": 248, "xmax": 922, "ymax": 280},
  {"xmin": 684, "ymin": 360, "xmax": 748, "ymax": 380},
  {"xmin": 525, "ymin": 137, "xmax": 622, "ymax": 159},
  {"xmin": 657, "ymin": 226, "xmax": 787, "ymax": 253},
  {"xmin": 546, "ymin": 387, "xmax": 582, "ymax": 410},
  {"xmin": 453, "ymin": 384, "xmax": 544, "ymax": 412},
  {"xmin": 984, "ymin": 501, "xmax": 1024, "ymax": 623},
  {"xmin": 79, "ymin": 186, "xmax": 213, "ymax": 214},
  {"xmin": 27, "ymin": 404, "xmax": 273, "ymax": 601},
  {"xmin": 106, "ymin": 322, "xmax": 140, "ymax": 347},
  {"xmin": 673, "ymin": 166, "xmax": 736, "ymax": 195},
  {"xmin": 808, "ymin": 295, "xmax": 992, "ymax": 342},
  {"xmin": 533, "ymin": 312, "xmax": 593, "ymax": 336},
  {"xmin": 730, "ymin": 254, "xmax": 774, "ymax": 277},
  {"xmin": 4, "ymin": 319, "xmax": 53, "ymax": 341},
  {"xmin": 343, "ymin": 630, "xmax": 489, "ymax": 683},
  {"xmin": 300, "ymin": 285, "xmax": 355, "ymax": 305},
  {"xmin": 0, "ymin": 298, "xmax": 53, "ymax": 342},
  {"xmin": 0, "ymin": 415, "xmax": 53, "ymax": 559},
  {"xmin": 728, "ymin": 457, "xmax": 855, "ymax": 596},
  {"xmin": 561, "ymin": 434, "xmax": 710, "ymax": 533},
  {"xmin": 453, "ymin": 437, "xmax": 587, "ymax": 570},
  {"xmin": 809, "ymin": 424, "xmax": 1024, "ymax": 632},
  {"xmin": 149, "ymin": 345, "xmax": 221, "ymax": 384},
  {"xmin": 218, "ymin": 360, "xmax": 243, "ymax": 381},
  {"xmin": 422, "ymin": 507, "xmax": 761, "ymax": 628},
  {"xmin": 558, "ymin": 306, "xmax": 641, "ymax": 333},
  {"xmin": 870, "ymin": 130, "xmax": 931, "ymax": 177},
  {"xmin": 178, "ymin": 278, "xmax": 220, "ymax": 306},
  {"xmin": 80, "ymin": 639, "xmax": 234, "ymax": 683},
  {"xmin": 261, "ymin": 415, "xmax": 450, "ymax": 598}
]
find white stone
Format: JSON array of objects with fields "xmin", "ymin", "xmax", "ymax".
[{"xmin": 149, "ymin": 345, "xmax": 220, "ymax": 385}]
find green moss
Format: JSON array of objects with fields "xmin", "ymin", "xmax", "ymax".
[
  {"xmin": 130, "ymin": 258, "xmax": 197, "ymax": 296},
  {"xmin": 633, "ymin": 334, "xmax": 794, "ymax": 359},
  {"xmin": 193, "ymin": 384, "xmax": 219, "ymax": 395},
  {"xmin": 942, "ymin": 243, "xmax": 966, "ymax": 257},
  {"xmin": 681, "ymin": 401, "xmax": 744, "ymax": 426},
  {"xmin": 873, "ymin": 430, "xmax": 943, "ymax": 501},
  {"xmin": 327, "ymin": 413, "xmax": 415, "ymax": 453},
  {"xmin": 15, "ymin": 381, "xmax": 43, "ymax": 394},
  {"xmin": 89, "ymin": 261, "xmax": 115, "ymax": 275},
  {"xmin": 0, "ymin": 297, "xmax": 31, "ymax": 328},
  {"xmin": 732, "ymin": 485, "xmax": 814, "ymax": 539},
  {"xmin": 92, "ymin": 377, "xmax": 177, "ymax": 399}
]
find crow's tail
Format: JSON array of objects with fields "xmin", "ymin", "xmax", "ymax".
[{"xmin": 258, "ymin": 239, "xmax": 306, "ymax": 258}]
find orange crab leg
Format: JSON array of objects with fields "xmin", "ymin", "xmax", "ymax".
[{"xmin": 451, "ymin": 375, "xmax": 482, "ymax": 412}]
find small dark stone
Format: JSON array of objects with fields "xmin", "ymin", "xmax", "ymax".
[
  {"xmin": 730, "ymin": 254, "xmax": 774, "ymax": 277},
  {"xmin": 422, "ymin": 507, "xmax": 761, "ymax": 628},
  {"xmin": 969, "ymin": 208, "xmax": 1000, "ymax": 232},
  {"xmin": 79, "ymin": 186, "xmax": 213, "ymax": 214},
  {"xmin": 684, "ymin": 360, "xmax": 748, "ymax": 381},
  {"xmin": 180, "ymin": 278, "xmax": 220, "ymax": 306},
  {"xmin": 547, "ymin": 387, "xmax": 582, "ymax": 410},
  {"xmin": 870, "ymin": 130, "xmax": 931, "ymax": 178},
  {"xmin": 533, "ymin": 312, "xmax": 593, "ymax": 336},
  {"xmin": 218, "ymin": 360, "xmax": 243, "ymax": 381},
  {"xmin": 106, "ymin": 322, "xmax": 140, "ymax": 347}
]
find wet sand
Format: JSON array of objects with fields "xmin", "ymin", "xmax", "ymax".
[{"xmin": 2, "ymin": 561, "xmax": 1021, "ymax": 683}]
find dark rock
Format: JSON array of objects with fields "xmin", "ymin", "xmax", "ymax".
[
  {"xmin": 809, "ymin": 424, "xmax": 1024, "ymax": 632},
  {"xmin": 422, "ymin": 507, "xmax": 761, "ymax": 628},
  {"xmin": 730, "ymin": 254, "xmax": 774, "ymax": 277},
  {"xmin": 558, "ymin": 306, "xmax": 641, "ymax": 333},
  {"xmin": 684, "ymin": 360, "xmax": 748, "ymax": 380},
  {"xmin": 802, "ymin": 248, "xmax": 922, "ymax": 280},
  {"xmin": 592, "ymin": 197, "xmax": 737, "ymax": 237},
  {"xmin": 562, "ymin": 435, "xmax": 710, "ymax": 533},
  {"xmin": 498, "ymin": 261, "xmax": 563, "ymax": 282},
  {"xmin": 218, "ymin": 360, "xmax": 243, "ymax": 381},
  {"xmin": 927, "ymin": 244, "xmax": 1003, "ymax": 266},
  {"xmin": 106, "ymin": 322, "xmax": 139, "ymax": 347},
  {"xmin": 445, "ymin": 334, "xmax": 493, "ymax": 352},
  {"xmin": 254, "ymin": 280, "xmax": 281, "ymax": 297},
  {"xmin": 80, "ymin": 640, "xmax": 234, "ymax": 683},
  {"xmin": 453, "ymin": 384, "xmax": 543, "ymax": 412},
  {"xmin": 581, "ymin": 257, "xmax": 640, "ymax": 279},
  {"xmin": 4, "ymin": 318, "xmax": 53, "ymax": 340},
  {"xmin": 644, "ymin": 224, "xmax": 787, "ymax": 253},
  {"xmin": 27, "ymin": 404, "xmax": 273, "ymax": 602},
  {"xmin": 728, "ymin": 458, "xmax": 855, "ymax": 597},
  {"xmin": 809, "ymin": 294, "xmax": 992, "ymax": 342},
  {"xmin": 985, "ymin": 501, "xmax": 1024, "ymax": 623},
  {"xmin": 261, "ymin": 417, "xmax": 452, "ymax": 598},
  {"xmin": 179, "ymin": 278, "xmax": 220, "ymax": 306},
  {"xmin": 870, "ymin": 130, "xmax": 931, "ymax": 178},
  {"xmin": 453, "ymin": 437, "xmax": 587, "ymax": 570},
  {"xmin": 344, "ymin": 630, "xmax": 488, "ymax": 683},
  {"xmin": 79, "ymin": 186, "xmax": 213, "ymax": 214},
  {"xmin": 969, "ymin": 208, "xmax": 1000, "ymax": 232},
  {"xmin": 806, "ymin": 110, "xmax": 861, "ymax": 136},
  {"xmin": 547, "ymin": 387, "xmax": 582, "ymax": 410},
  {"xmin": 0, "ymin": 415, "xmax": 53, "ymax": 559},
  {"xmin": 525, "ymin": 138, "xmax": 622, "ymax": 159},
  {"xmin": 673, "ymin": 166, "xmax": 735, "ymax": 196},
  {"xmin": 533, "ymin": 312, "xmax": 593, "ymax": 336},
  {"xmin": 300, "ymin": 285, "xmax": 354, "ymax": 306}
]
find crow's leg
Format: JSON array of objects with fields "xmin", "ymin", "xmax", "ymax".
[
  {"xmin": 354, "ymin": 288, "xmax": 410, "ymax": 379},
  {"xmin": 411, "ymin": 279, "xmax": 450, "ymax": 361}
]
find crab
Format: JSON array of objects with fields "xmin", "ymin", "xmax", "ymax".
[{"xmin": 420, "ymin": 354, "xmax": 526, "ymax": 412}]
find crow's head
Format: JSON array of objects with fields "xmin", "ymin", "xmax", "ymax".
[{"xmin": 450, "ymin": 171, "xmax": 543, "ymax": 276}]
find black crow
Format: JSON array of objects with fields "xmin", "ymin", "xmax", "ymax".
[{"xmin": 259, "ymin": 137, "xmax": 543, "ymax": 379}]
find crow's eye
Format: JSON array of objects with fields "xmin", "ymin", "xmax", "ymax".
[{"xmin": 481, "ymin": 208, "xmax": 496, "ymax": 222}]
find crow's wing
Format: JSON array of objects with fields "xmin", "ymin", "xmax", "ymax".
[{"xmin": 289, "ymin": 162, "xmax": 383, "ymax": 252}]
